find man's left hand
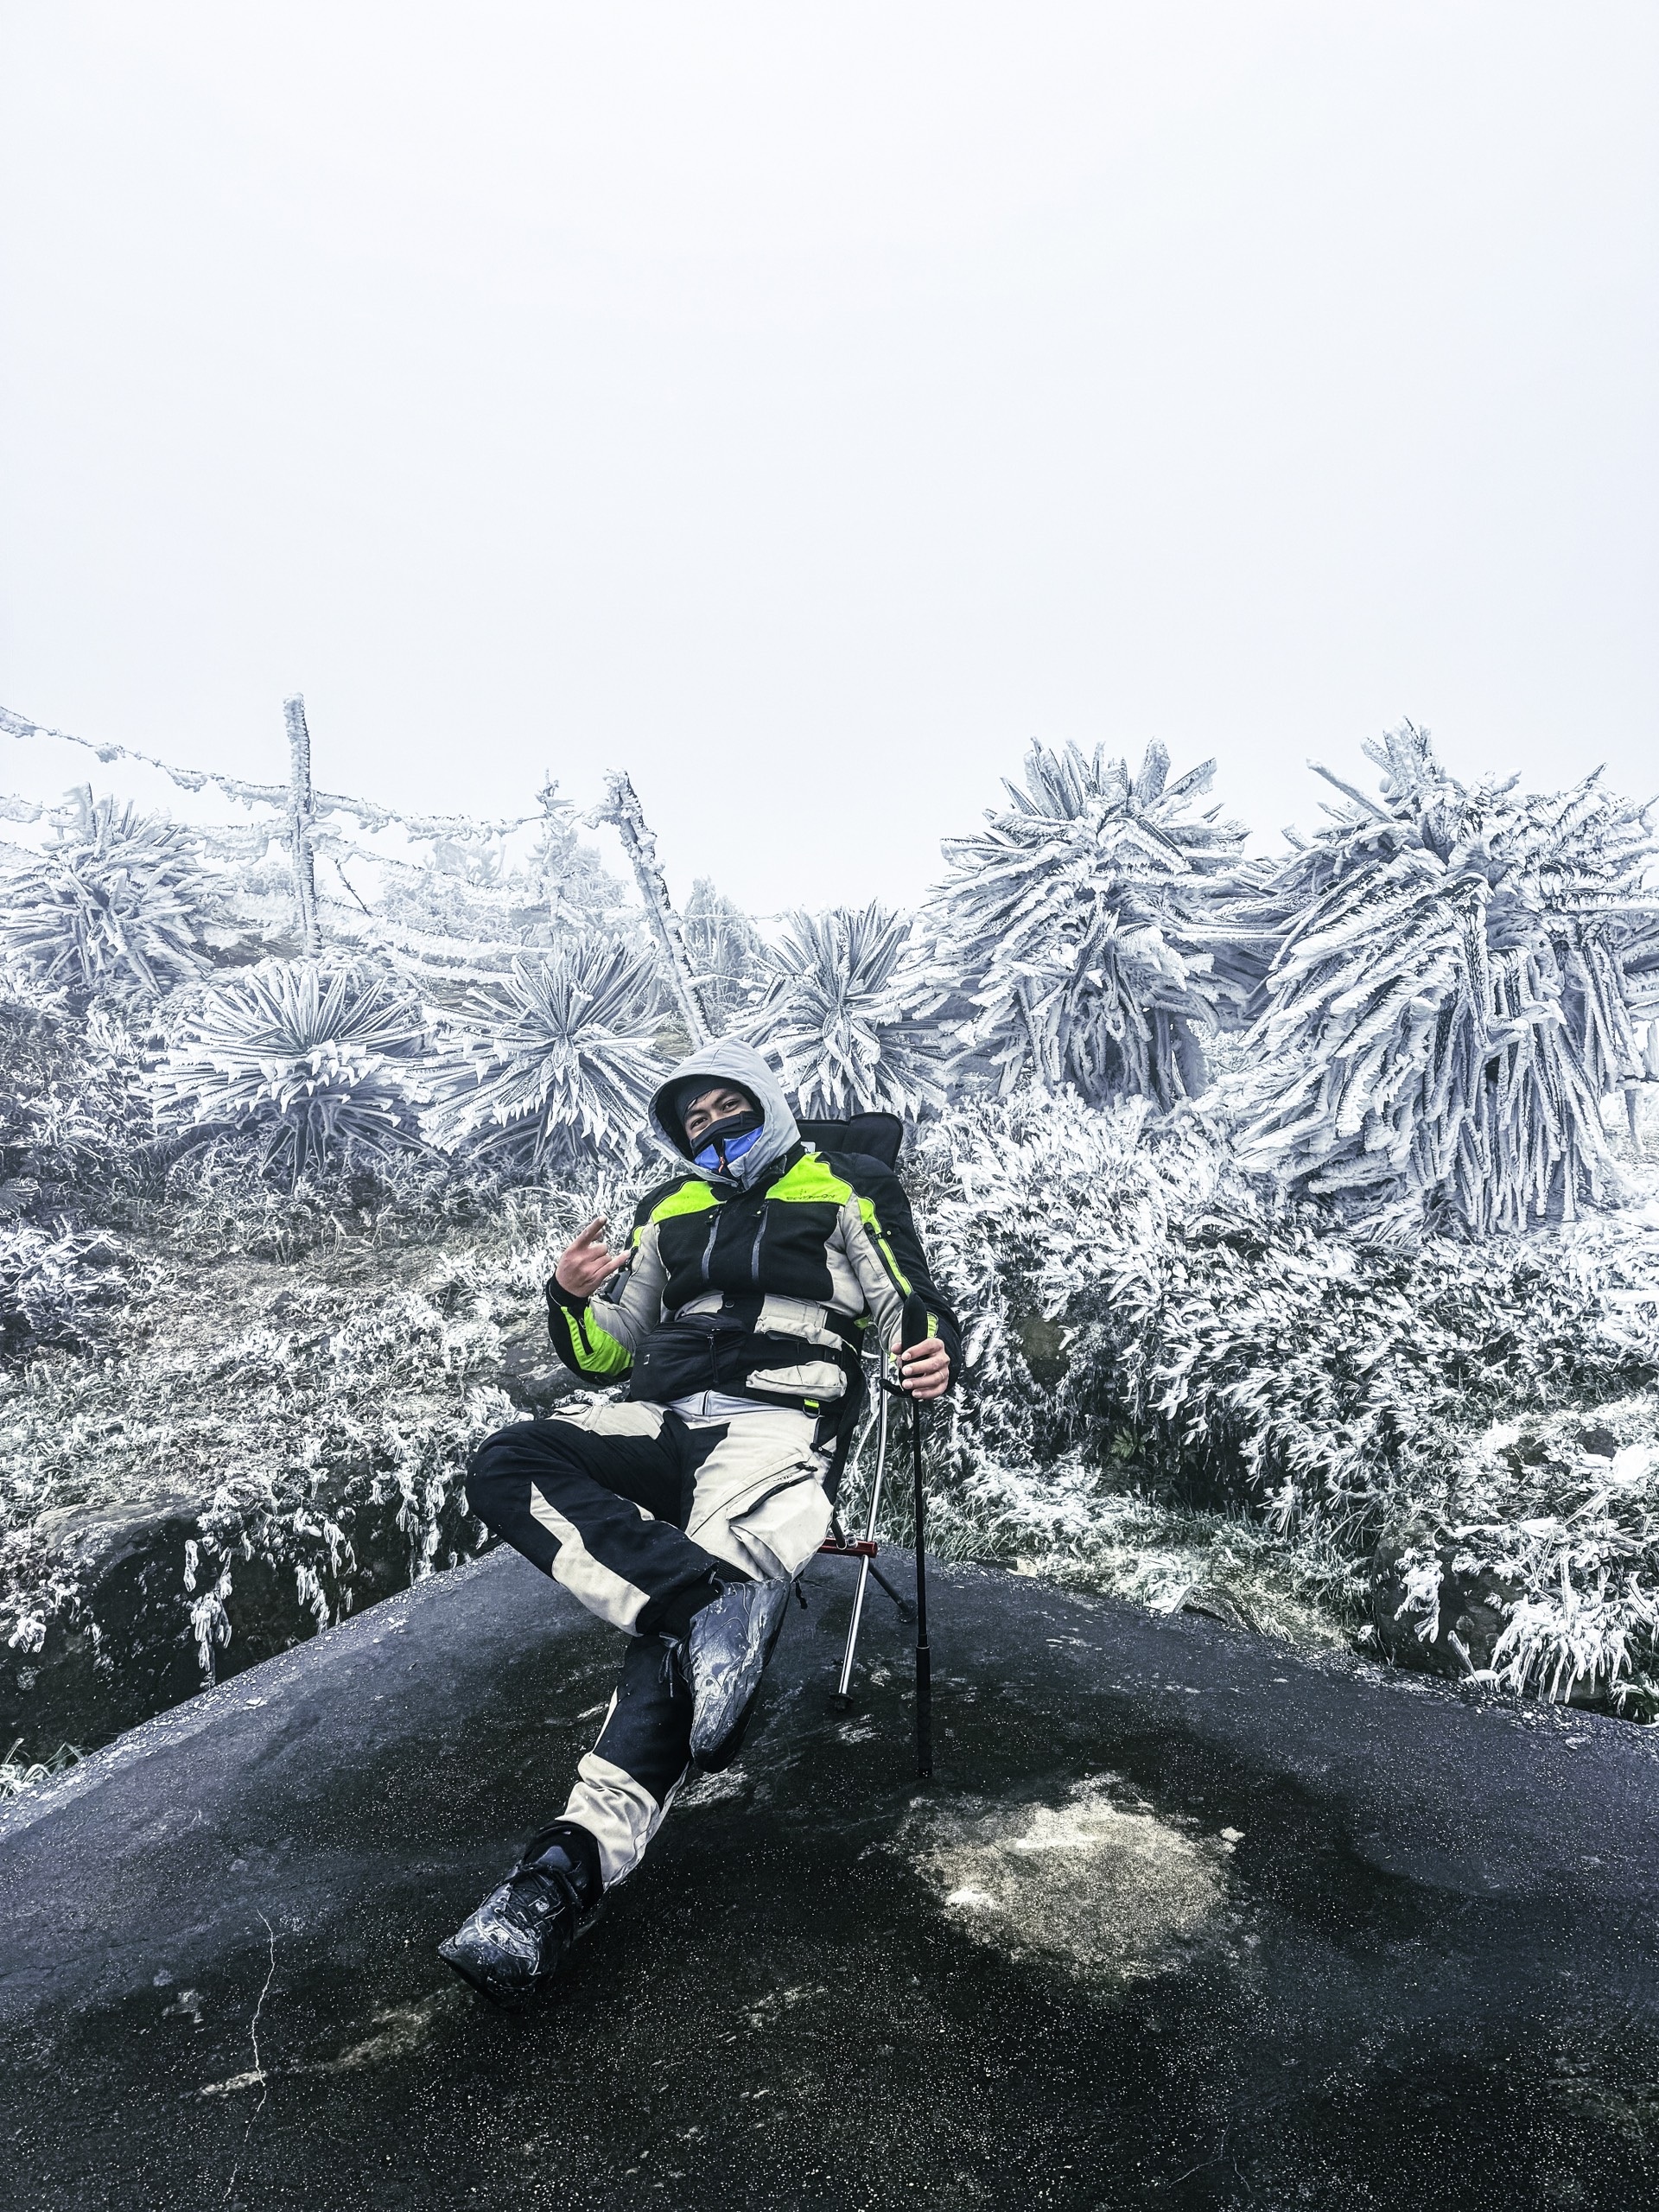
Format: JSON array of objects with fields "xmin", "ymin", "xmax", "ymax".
[{"xmin": 892, "ymin": 1335, "xmax": 950, "ymax": 1401}]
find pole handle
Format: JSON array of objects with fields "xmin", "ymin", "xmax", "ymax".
[{"xmin": 899, "ymin": 1289, "xmax": 932, "ymax": 1354}]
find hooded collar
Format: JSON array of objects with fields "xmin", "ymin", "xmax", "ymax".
[{"xmin": 647, "ymin": 1039, "xmax": 801, "ymax": 1191}]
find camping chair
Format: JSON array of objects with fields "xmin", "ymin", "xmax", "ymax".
[{"xmin": 796, "ymin": 1114, "xmax": 917, "ymax": 1701}]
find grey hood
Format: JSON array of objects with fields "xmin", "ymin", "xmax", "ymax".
[{"xmin": 647, "ymin": 1038, "xmax": 800, "ymax": 1189}]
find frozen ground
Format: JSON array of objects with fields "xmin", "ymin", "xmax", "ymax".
[{"xmin": 3, "ymin": 1547, "xmax": 1656, "ymax": 2209}]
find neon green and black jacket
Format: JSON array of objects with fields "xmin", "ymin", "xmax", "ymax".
[{"xmin": 545, "ymin": 1040, "xmax": 961, "ymax": 1424}]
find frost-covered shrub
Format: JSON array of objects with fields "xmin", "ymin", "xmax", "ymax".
[
  {"xmin": 0, "ymin": 1181, "xmax": 613, "ymax": 1752},
  {"xmin": 745, "ymin": 904, "xmax": 943, "ymax": 1120},
  {"xmin": 422, "ymin": 940, "xmax": 664, "ymax": 1169},
  {"xmin": 909, "ymin": 1090, "xmax": 1659, "ymax": 1700},
  {"xmin": 0, "ymin": 788, "xmax": 217, "ymax": 1002},
  {"xmin": 0, "ymin": 1738, "xmax": 81, "ymax": 1802},
  {"xmin": 0, "ymin": 1224, "xmax": 136, "ymax": 1355},
  {"xmin": 1235, "ymin": 725, "xmax": 1659, "ymax": 1230},
  {"xmin": 153, "ymin": 958, "xmax": 427, "ymax": 1183},
  {"xmin": 1380, "ymin": 1399, "xmax": 1659, "ymax": 1706},
  {"xmin": 0, "ymin": 989, "xmax": 153, "ymax": 1212},
  {"xmin": 931, "ymin": 740, "xmax": 1247, "ymax": 1106}
]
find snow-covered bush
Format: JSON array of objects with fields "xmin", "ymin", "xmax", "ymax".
[
  {"xmin": 1234, "ymin": 725, "xmax": 1659, "ymax": 1230},
  {"xmin": 745, "ymin": 903, "xmax": 943, "ymax": 1120},
  {"xmin": 0, "ymin": 989, "xmax": 153, "ymax": 1211},
  {"xmin": 909, "ymin": 1090, "xmax": 1659, "ymax": 1701},
  {"xmin": 0, "ymin": 1222, "xmax": 135, "ymax": 1355},
  {"xmin": 422, "ymin": 940, "xmax": 664, "ymax": 1169},
  {"xmin": 0, "ymin": 788, "xmax": 218, "ymax": 1002},
  {"xmin": 931, "ymin": 740, "xmax": 1247, "ymax": 1106},
  {"xmin": 1379, "ymin": 1397, "xmax": 1659, "ymax": 1707},
  {"xmin": 0, "ymin": 1184, "xmax": 596, "ymax": 1746},
  {"xmin": 152, "ymin": 958, "xmax": 427, "ymax": 1183}
]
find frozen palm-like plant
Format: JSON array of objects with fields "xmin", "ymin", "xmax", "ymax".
[
  {"xmin": 0, "ymin": 788, "xmax": 214, "ymax": 1002},
  {"xmin": 1236, "ymin": 725, "xmax": 1659, "ymax": 1229},
  {"xmin": 931, "ymin": 740, "xmax": 1247, "ymax": 1107},
  {"xmin": 746, "ymin": 903, "xmax": 943, "ymax": 1120},
  {"xmin": 154, "ymin": 959, "xmax": 426, "ymax": 1181},
  {"xmin": 423, "ymin": 940, "xmax": 664, "ymax": 1168}
]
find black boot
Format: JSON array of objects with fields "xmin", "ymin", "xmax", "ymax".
[
  {"xmin": 682, "ymin": 1575, "xmax": 792, "ymax": 1772},
  {"xmin": 438, "ymin": 1821, "xmax": 604, "ymax": 2007}
]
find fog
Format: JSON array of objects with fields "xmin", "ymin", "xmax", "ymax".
[{"xmin": 2, "ymin": 3, "xmax": 1654, "ymax": 910}]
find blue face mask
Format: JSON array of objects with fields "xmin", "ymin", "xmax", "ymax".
[{"xmin": 691, "ymin": 1109, "xmax": 765, "ymax": 1175}]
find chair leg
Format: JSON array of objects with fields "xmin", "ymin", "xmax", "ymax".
[
  {"xmin": 835, "ymin": 1389, "xmax": 890, "ymax": 1700},
  {"xmin": 865, "ymin": 1558, "xmax": 914, "ymax": 1619}
]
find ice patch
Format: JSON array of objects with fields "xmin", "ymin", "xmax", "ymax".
[
  {"xmin": 904, "ymin": 1775, "xmax": 1229, "ymax": 1981},
  {"xmin": 677, "ymin": 1764, "xmax": 750, "ymax": 1808}
]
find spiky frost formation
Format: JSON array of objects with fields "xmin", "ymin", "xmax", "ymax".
[
  {"xmin": 0, "ymin": 788, "xmax": 215, "ymax": 1002},
  {"xmin": 154, "ymin": 959, "xmax": 426, "ymax": 1182},
  {"xmin": 422, "ymin": 940, "xmax": 664, "ymax": 1168},
  {"xmin": 744, "ymin": 902, "xmax": 944, "ymax": 1120},
  {"xmin": 931, "ymin": 740, "xmax": 1247, "ymax": 1107},
  {"xmin": 1235, "ymin": 725, "xmax": 1659, "ymax": 1230}
]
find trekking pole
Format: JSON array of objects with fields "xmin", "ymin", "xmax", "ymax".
[{"xmin": 899, "ymin": 1292, "xmax": 933, "ymax": 1780}]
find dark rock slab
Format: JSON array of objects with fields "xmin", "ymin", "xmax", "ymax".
[{"xmin": 3, "ymin": 1552, "xmax": 1658, "ymax": 2209}]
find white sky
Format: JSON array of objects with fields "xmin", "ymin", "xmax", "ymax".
[{"xmin": 2, "ymin": 3, "xmax": 1655, "ymax": 913}]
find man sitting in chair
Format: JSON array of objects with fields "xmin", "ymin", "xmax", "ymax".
[{"xmin": 441, "ymin": 1039, "xmax": 961, "ymax": 2005}]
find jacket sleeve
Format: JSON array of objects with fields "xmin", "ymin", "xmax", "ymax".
[
  {"xmin": 839, "ymin": 1162, "xmax": 963, "ymax": 1388},
  {"xmin": 545, "ymin": 1216, "xmax": 667, "ymax": 1383}
]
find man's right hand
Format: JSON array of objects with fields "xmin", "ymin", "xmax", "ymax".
[{"xmin": 554, "ymin": 1216, "xmax": 630, "ymax": 1299}]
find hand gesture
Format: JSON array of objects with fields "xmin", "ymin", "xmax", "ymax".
[{"xmin": 555, "ymin": 1217, "xmax": 629, "ymax": 1299}]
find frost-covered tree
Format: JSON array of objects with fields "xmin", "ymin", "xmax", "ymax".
[
  {"xmin": 743, "ymin": 903, "xmax": 944, "ymax": 1120},
  {"xmin": 0, "ymin": 788, "xmax": 216, "ymax": 1002},
  {"xmin": 1235, "ymin": 724, "xmax": 1659, "ymax": 1230},
  {"xmin": 153, "ymin": 959, "xmax": 427, "ymax": 1182},
  {"xmin": 683, "ymin": 878, "xmax": 763, "ymax": 1027},
  {"xmin": 930, "ymin": 739, "xmax": 1247, "ymax": 1107},
  {"xmin": 422, "ymin": 940, "xmax": 664, "ymax": 1169},
  {"xmin": 368, "ymin": 782, "xmax": 632, "ymax": 952}
]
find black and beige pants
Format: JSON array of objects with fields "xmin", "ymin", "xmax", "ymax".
[{"xmin": 466, "ymin": 1401, "xmax": 831, "ymax": 1888}]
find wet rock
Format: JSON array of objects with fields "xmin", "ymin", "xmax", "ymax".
[
  {"xmin": 1181, "ymin": 1585, "xmax": 1258, "ymax": 1633},
  {"xmin": 2, "ymin": 1494, "xmax": 204, "ymax": 1756},
  {"xmin": 1370, "ymin": 1537, "xmax": 1522, "ymax": 1686},
  {"xmin": 6, "ymin": 1554, "xmax": 1658, "ymax": 2209},
  {"xmin": 1368, "ymin": 1536, "xmax": 1618, "ymax": 1707},
  {"xmin": 496, "ymin": 1325, "xmax": 579, "ymax": 1419},
  {"xmin": 3, "ymin": 1472, "xmax": 493, "ymax": 1763}
]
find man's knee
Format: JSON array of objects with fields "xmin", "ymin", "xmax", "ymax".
[{"xmin": 466, "ymin": 1421, "xmax": 550, "ymax": 1531}]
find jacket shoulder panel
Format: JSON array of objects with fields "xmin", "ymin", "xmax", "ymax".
[
  {"xmin": 634, "ymin": 1174, "xmax": 718, "ymax": 1240},
  {"xmin": 768, "ymin": 1150, "xmax": 854, "ymax": 1206}
]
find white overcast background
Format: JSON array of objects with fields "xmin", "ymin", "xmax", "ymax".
[{"xmin": 1, "ymin": 4, "xmax": 1654, "ymax": 912}]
